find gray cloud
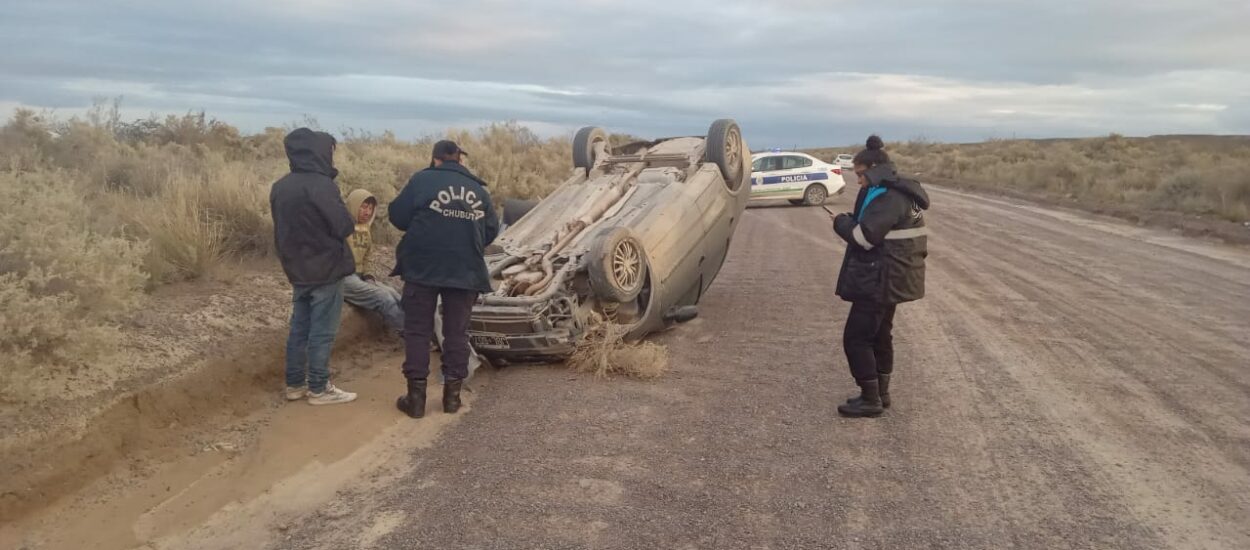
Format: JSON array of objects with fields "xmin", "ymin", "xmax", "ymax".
[{"xmin": 1, "ymin": 0, "xmax": 1247, "ymax": 146}]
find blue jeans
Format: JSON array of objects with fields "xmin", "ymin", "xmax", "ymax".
[
  {"xmin": 342, "ymin": 274, "xmax": 404, "ymax": 332},
  {"xmin": 285, "ymin": 280, "xmax": 344, "ymax": 393}
]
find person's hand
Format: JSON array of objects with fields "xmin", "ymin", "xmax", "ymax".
[{"xmin": 833, "ymin": 213, "xmax": 854, "ymax": 234}]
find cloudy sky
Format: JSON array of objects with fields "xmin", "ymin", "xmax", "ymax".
[{"xmin": 2, "ymin": 0, "xmax": 1247, "ymax": 147}]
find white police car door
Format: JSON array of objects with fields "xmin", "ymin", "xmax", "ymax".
[{"xmin": 750, "ymin": 156, "xmax": 785, "ymax": 199}]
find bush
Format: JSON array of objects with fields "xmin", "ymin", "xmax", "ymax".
[
  {"xmin": 873, "ymin": 135, "xmax": 1250, "ymax": 223},
  {"xmin": 0, "ymin": 171, "xmax": 147, "ymax": 403},
  {"xmin": 0, "ymin": 105, "xmax": 585, "ymax": 401}
]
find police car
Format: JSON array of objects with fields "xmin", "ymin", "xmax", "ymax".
[{"xmin": 749, "ymin": 150, "xmax": 846, "ymax": 206}]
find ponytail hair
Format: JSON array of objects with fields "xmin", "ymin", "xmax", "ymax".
[{"xmin": 852, "ymin": 135, "xmax": 890, "ymax": 168}]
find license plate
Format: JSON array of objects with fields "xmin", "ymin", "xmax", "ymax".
[{"xmin": 471, "ymin": 333, "xmax": 510, "ymax": 350}]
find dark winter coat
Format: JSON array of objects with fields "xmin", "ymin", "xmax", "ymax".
[
  {"xmin": 833, "ymin": 162, "xmax": 930, "ymax": 304},
  {"xmin": 388, "ymin": 161, "xmax": 500, "ymax": 293},
  {"xmin": 269, "ymin": 128, "xmax": 356, "ymax": 286}
]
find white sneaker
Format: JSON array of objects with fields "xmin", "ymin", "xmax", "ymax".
[
  {"xmin": 285, "ymin": 386, "xmax": 308, "ymax": 401},
  {"xmin": 307, "ymin": 384, "xmax": 357, "ymax": 406}
]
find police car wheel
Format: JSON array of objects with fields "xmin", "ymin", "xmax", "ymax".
[
  {"xmin": 803, "ymin": 184, "xmax": 827, "ymax": 206},
  {"xmin": 588, "ymin": 227, "xmax": 649, "ymax": 303},
  {"xmin": 573, "ymin": 126, "xmax": 609, "ymax": 174}
]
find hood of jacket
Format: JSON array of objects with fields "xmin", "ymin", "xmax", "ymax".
[
  {"xmin": 284, "ymin": 128, "xmax": 339, "ymax": 179},
  {"xmin": 346, "ymin": 188, "xmax": 376, "ymax": 225},
  {"xmin": 865, "ymin": 162, "xmax": 930, "ymax": 210}
]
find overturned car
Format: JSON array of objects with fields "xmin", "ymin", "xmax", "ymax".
[{"xmin": 469, "ymin": 120, "xmax": 751, "ymax": 363}]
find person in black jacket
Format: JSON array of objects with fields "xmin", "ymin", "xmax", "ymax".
[
  {"xmin": 389, "ymin": 140, "xmax": 499, "ymax": 419},
  {"xmin": 270, "ymin": 128, "xmax": 358, "ymax": 406},
  {"xmin": 830, "ymin": 135, "xmax": 930, "ymax": 417}
]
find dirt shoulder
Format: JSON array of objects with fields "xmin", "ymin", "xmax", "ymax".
[{"xmin": 0, "ymin": 261, "xmax": 387, "ymax": 530}]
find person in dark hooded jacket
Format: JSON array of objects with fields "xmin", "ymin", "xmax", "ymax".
[
  {"xmin": 389, "ymin": 140, "xmax": 499, "ymax": 419},
  {"xmin": 269, "ymin": 128, "xmax": 358, "ymax": 406},
  {"xmin": 829, "ymin": 135, "xmax": 930, "ymax": 417}
]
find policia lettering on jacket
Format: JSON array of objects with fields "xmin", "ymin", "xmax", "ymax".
[
  {"xmin": 830, "ymin": 142, "xmax": 930, "ymax": 418},
  {"xmin": 429, "ymin": 186, "xmax": 488, "ymax": 220}
]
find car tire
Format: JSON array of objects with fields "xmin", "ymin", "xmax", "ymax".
[
  {"xmin": 573, "ymin": 126, "xmax": 609, "ymax": 174},
  {"xmin": 705, "ymin": 119, "xmax": 745, "ymax": 189},
  {"xmin": 502, "ymin": 198, "xmax": 538, "ymax": 226},
  {"xmin": 587, "ymin": 227, "xmax": 649, "ymax": 303},
  {"xmin": 803, "ymin": 184, "xmax": 828, "ymax": 206}
]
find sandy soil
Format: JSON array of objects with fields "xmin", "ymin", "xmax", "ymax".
[{"xmin": 6, "ymin": 184, "xmax": 1250, "ymax": 549}]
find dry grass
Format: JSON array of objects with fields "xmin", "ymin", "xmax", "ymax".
[
  {"xmin": 0, "ymin": 103, "xmax": 582, "ymax": 403},
  {"xmin": 0, "ymin": 170, "xmax": 147, "ymax": 403},
  {"xmin": 807, "ymin": 134, "xmax": 1250, "ymax": 223},
  {"xmin": 568, "ymin": 323, "xmax": 669, "ymax": 379}
]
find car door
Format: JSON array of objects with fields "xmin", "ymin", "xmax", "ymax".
[
  {"xmin": 777, "ymin": 155, "xmax": 816, "ymax": 196},
  {"xmin": 750, "ymin": 156, "xmax": 784, "ymax": 199}
]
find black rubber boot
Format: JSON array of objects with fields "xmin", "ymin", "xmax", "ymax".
[
  {"xmin": 838, "ymin": 379, "xmax": 884, "ymax": 418},
  {"xmin": 395, "ymin": 378, "xmax": 427, "ymax": 419},
  {"xmin": 845, "ymin": 373, "xmax": 892, "ymax": 409},
  {"xmin": 443, "ymin": 379, "xmax": 463, "ymax": 414}
]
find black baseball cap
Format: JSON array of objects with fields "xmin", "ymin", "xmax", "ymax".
[{"xmin": 432, "ymin": 139, "xmax": 468, "ymax": 158}]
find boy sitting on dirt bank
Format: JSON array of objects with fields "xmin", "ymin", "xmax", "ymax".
[
  {"xmin": 343, "ymin": 189, "xmax": 405, "ymax": 335},
  {"xmin": 342, "ymin": 188, "xmax": 485, "ymax": 379}
]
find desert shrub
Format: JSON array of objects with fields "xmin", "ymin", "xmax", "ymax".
[
  {"xmin": 0, "ymin": 171, "xmax": 147, "ymax": 402},
  {"xmin": 865, "ymin": 134, "xmax": 1250, "ymax": 223},
  {"xmin": 1, "ymin": 107, "xmax": 581, "ymax": 289},
  {"xmin": 0, "ymin": 105, "xmax": 593, "ymax": 406}
]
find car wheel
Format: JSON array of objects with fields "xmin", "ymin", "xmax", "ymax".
[
  {"xmin": 502, "ymin": 198, "xmax": 538, "ymax": 226},
  {"xmin": 803, "ymin": 184, "xmax": 828, "ymax": 206},
  {"xmin": 705, "ymin": 119, "xmax": 745, "ymax": 189},
  {"xmin": 588, "ymin": 227, "xmax": 648, "ymax": 303},
  {"xmin": 787, "ymin": 199, "xmax": 804, "ymax": 206},
  {"xmin": 573, "ymin": 126, "xmax": 609, "ymax": 174}
]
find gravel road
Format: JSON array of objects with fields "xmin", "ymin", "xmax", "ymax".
[{"xmin": 279, "ymin": 186, "xmax": 1250, "ymax": 550}]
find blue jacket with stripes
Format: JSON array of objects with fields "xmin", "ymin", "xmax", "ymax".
[{"xmin": 832, "ymin": 162, "xmax": 930, "ymax": 304}]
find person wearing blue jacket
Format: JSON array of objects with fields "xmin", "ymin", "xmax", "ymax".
[
  {"xmin": 829, "ymin": 135, "xmax": 930, "ymax": 418},
  {"xmin": 389, "ymin": 140, "xmax": 499, "ymax": 419}
]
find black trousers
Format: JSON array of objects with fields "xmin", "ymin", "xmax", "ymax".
[
  {"xmin": 842, "ymin": 301, "xmax": 897, "ymax": 383},
  {"xmin": 401, "ymin": 282, "xmax": 477, "ymax": 382}
]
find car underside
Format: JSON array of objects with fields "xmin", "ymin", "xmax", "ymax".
[{"xmin": 469, "ymin": 120, "xmax": 750, "ymax": 363}]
